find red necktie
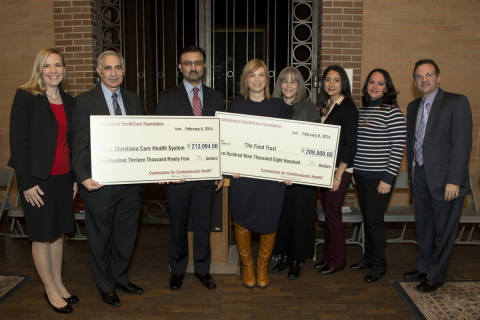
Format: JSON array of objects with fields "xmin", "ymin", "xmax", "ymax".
[{"xmin": 192, "ymin": 87, "xmax": 202, "ymax": 116}]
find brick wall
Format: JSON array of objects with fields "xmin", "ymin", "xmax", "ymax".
[
  {"xmin": 320, "ymin": 0, "xmax": 364, "ymax": 103},
  {"xmin": 360, "ymin": 0, "xmax": 480, "ymax": 206},
  {"xmin": 53, "ymin": 0, "xmax": 97, "ymax": 97},
  {"xmin": 320, "ymin": 0, "xmax": 364, "ymax": 206},
  {"xmin": 0, "ymin": 0, "xmax": 97, "ymax": 204},
  {"xmin": 0, "ymin": 0, "xmax": 56, "ymax": 196}
]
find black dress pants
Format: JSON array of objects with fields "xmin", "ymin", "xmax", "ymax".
[
  {"xmin": 412, "ymin": 164, "xmax": 464, "ymax": 282},
  {"xmin": 84, "ymin": 184, "xmax": 142, "ymax": 293},
  {"xmin": 354, "ymin": 174, "xmax": 394, "ymax": 275}
]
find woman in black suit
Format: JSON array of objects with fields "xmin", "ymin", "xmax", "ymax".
[
  {"xmin": 315, "ymin": 65, "xmax": 358, "ymax": 274},
  {"xmin": 8, "ymin": 48, "xmax": 77, "ymax": 313}
]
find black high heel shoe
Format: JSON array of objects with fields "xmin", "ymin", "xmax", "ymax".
[
  {"xmin": 63, "ymin": 295, "xmax": 79, "ymax": 304},
  {"xmin": 44, "ymin": 291, "xmax": 73, "ymax": 314}
]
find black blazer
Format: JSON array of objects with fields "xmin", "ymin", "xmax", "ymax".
[
  {"xmin": 8, "ymin": 89, "xmax": 74, "ymax": 191},
  {"xmin": 71, "ymin": 85, "xmax": 143, "ymax": 185},
  {"xmin": 323, "ymin": 98, "xmax": 358, "ymax": 168},
  {"xmin": 155, "ymin": 82, "xmax": 225, "ymax": 187},
  {"xmin": 407, "ymin": 88, "xmax": 472, "ymax": 200}
]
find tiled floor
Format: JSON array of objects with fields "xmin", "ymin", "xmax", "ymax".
[{"xmin": 0, "ymin": 221, "xmax": 479, "ymax": 319}]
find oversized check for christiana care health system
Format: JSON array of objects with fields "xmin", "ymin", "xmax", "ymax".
[
  {"xmin": 90, "ymin": 116, "xmax": 221, "ymax": 184},
  {"xmin": 217, "ymin": 112, "xmax": 341, "ymax": 188}
]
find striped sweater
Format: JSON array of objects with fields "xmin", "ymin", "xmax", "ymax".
[{"xmin": 353, "ymin": 103, "xmax": 406, "ymax": 184}]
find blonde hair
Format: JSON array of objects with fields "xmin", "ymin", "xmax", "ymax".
[
  {"xmin": 272, "ymin": 67, "xmax": 307, "ymax": 104},
  {"xmin": 18, "ymin": 48, "xmax": 66, "ymax": 95},
  {"xmin": 240, "ymin": 59, "xmax": 271, "ymax": 100}
]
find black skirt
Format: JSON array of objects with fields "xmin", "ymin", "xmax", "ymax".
[{"xmin": 21, "ymin": 171, "xmax": 75, "ymax": 241}]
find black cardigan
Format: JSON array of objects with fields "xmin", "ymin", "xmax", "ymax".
[{"xmin": 322, "ymin": 98, "xmax": 358, "ymax": 168}]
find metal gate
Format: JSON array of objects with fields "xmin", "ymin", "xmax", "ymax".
[{"xmin": 97, "ymin": 0, "xmax": 319, "ymax": 114}]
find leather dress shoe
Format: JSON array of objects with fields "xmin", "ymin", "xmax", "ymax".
[
  {"xmin": 314, "ymin": 260, "xmax": 327, "ymax": 269},
  {"xmin": 402, "ymin": 270, "xmax": 427, "ymax": 281},
  {"xmin": 288, "ymin": 260, "xmax": 302, "ymax": 280},
  {"xmin": 44, "ymin": 291, "xmax": 73, "ymax": 313},
  {"xmin": 364, "ymin": 271, "xmax": 386, "ymax": 283},
  {"xmin": 101, "ymin": 292, "xmax": 121, "ymax": 307},
  {"xmin": 169, "ymin": 274, "xmax": 185, "ymax": 291},
  {"xmin": 350, "ymin": 261, "xmax": 372, "ymax": 270},
  {"xmin": 195, "ymin": 273, "xmax": 217, "ymax": 290},
  {"xmin": 320, "ymin": 265, "xmax": 343, "ymax": 274},
  {"xmin": 119, "ymin": 282, "xmax": 144, "ymax": 295},
  {"xmin": 416, "ymin": 279, "xmax": 444, "ymax": 293},
  {"xmin": 63, "ymin": 295, "xmax": 79, "ymax": 304},
  {"xmin": 272, "ymin": 255, "xmax": 290, "ymax": 273}
]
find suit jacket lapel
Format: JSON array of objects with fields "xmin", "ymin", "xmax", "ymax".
[
  {"xmin": 425, "ymin": 88, "xmax": 444, "ymax": 136},
  {"xmin": 177, "ymin": 82, "xmax": 195, "ymax": 116},
  {"xmin": 203, "ymin": 86, "xmax": 215, "ymax": 115},
  {"xmin": 40, "ymin": 94, "xmax": 55, "ymax": 117},
  {"xmin": 120, "ymin": 88, "xmax": 138, "ymax": 115},
  {"xmin": 94, "ymin": 85, "xmax": 111, "ymax": 115}
]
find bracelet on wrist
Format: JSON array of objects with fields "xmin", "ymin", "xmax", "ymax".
[{"xmin": 334, "ymin": 176, "xmax": 341, "ymax": 182}]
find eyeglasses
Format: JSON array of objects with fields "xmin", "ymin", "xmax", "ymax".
[
  {"xmin": 414, "ymin": 72, "xmax": 436, "ymax": 80},
  {"xmin": 181, "ymin": 60, "xmax": 204, "ymax": 67}
]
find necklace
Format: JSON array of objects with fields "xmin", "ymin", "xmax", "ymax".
[
  {"xmin": 362, "ymin": 105, "xmax": 380, "ymax": 122},
  {"xmin": 46, "ymin": 91, "xmax": 60, "ymax": 101}
]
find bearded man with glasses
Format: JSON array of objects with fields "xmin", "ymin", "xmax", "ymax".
[{"xmin": 155, "ymin": 46, "xmax": 225, "ymax": 291}]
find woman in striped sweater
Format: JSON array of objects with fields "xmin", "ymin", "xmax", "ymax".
[{"xmin": 351, "ymin": 68, "xmax": 406, "ymax": 282}]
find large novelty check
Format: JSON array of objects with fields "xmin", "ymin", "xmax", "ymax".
[
  {"xmin": 90, "ymin": 116, "xmax": 221, "ymax": 184},
  {"xmin": 216, "ymin": 112, "xmax": 341, "ymax": 188}
]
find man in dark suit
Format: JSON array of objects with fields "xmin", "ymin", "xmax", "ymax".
[
  {"xmin": 72, "ymin": 51, "xmax": 144, "ymax": 306},
  {"xmin": 155, "ymin": 46, "xmax": 224, "ymax": 291},
  {"xmin": 403, "ymin": 59, "xmax": 472, "ymax": 293}
]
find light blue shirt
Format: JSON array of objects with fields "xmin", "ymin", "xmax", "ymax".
[
  {"xmin": 100, "ymin": 83, "xmax": 127, "ymax": 116},
  {"xmin": 183, "ymin": 80, "xmax": 204, "ymax": 108}
]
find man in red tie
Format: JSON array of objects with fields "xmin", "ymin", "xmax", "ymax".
[{"xmin": 155, "ymin": 46, "xmax": 224, "ymax": 291}]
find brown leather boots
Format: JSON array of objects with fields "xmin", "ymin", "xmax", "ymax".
[{"xmin": 234, "ymin": 221, "xmax": 276, "ymax": 289}]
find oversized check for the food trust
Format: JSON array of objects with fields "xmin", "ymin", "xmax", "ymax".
[
  {"xmin": 216, "ymin": 112, "xmax": 341, "ymax": 188},
  {"xmin": 90, "ymin": 116, "xmax": 221, "ymax": 184}
]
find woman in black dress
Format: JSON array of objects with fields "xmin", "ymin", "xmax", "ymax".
[
  {"xmin": 271, "ymin": 67, "xmax": 320, "ymax": 279},
  {"xmin": 229, "ymin": 59, "xmax": 290, "ymax": 289},
  {"xmin": 8, "ymin": 48, "xmax": 77, "ymax": 313}
]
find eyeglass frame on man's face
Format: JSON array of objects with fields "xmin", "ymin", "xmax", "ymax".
[
  {"xmin": 181, "ymin": 60, "xmax": 204, "ymax": 67},
  {"xmin": 414, "ymin": 72, "xmax": 437, "ymax": 81}
]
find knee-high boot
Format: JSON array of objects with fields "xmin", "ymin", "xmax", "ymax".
[
  {"xmin": 257, "ymin": 232, "xmax": 276, "ymax": 289},
  {"xmin": 234, "ymin": 221, "xmax": 256, "ymax": 288}
]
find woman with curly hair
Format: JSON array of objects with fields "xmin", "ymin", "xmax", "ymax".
[{"xmin": 350, "ymin": 68, "xmax": 406, "ymax": 282}]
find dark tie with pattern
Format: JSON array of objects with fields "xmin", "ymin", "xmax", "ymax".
[
  {"xmin": 112, "ymin": 92, "xmax": 122, "ymax": 116},
  {"xmin": 192, "ymin": 87, "xmax": 202, "ymax": 116}
]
